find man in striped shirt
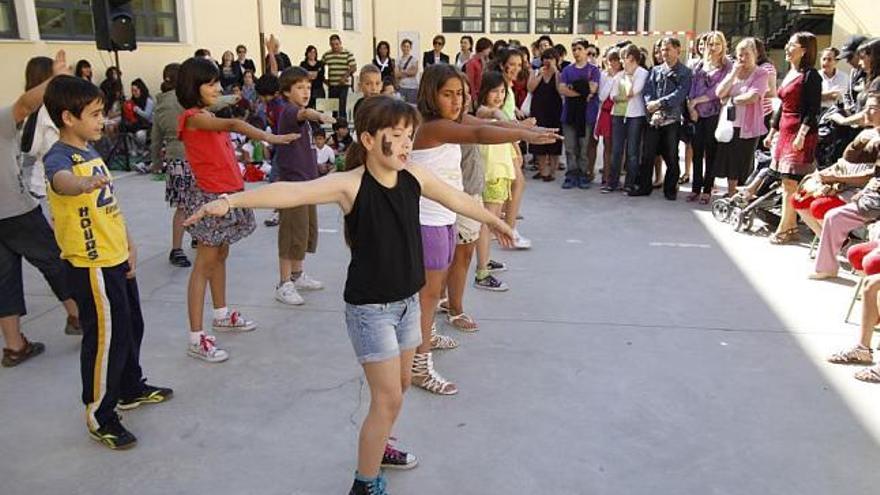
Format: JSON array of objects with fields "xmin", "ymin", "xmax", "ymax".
[{"xmin": 321, "ymin": 34, "xmax": 357, "ymax": 120}]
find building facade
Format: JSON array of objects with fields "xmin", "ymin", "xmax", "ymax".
[{"xmin": 0, "ymin": 0, "xmax": 872, "ymax": 98}]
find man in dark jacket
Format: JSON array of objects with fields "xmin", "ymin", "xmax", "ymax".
[{"xmin": 630, "ymin": 37, "xmax": 692, "ymax": 200}]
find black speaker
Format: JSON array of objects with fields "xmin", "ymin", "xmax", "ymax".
[{"xmin": 92, "ymin": 0, "xmax": 136, "ymax": 51}]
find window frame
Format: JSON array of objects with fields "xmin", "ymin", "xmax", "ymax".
[
  {"xmin": 314, "ymin": 0, "xmax": 332, "ymax": 29},
  {"xmin": 615, "ymin": 0, "xmax": 639, "ymax": 32},
  {"xmin": 36, "ymin": 0, "xmax": 93, "ymax": 41},
  {"xmin": 576, "ymin": 0, "xmax": 612, "ymax": 34},
  {"xmin": 0, "ymin": 0, "xmax": 18, "ymax": 39},
  {"xmin": 342, "ymin": 0, "xmax": 354, "ymax": 30},
  {"xmin": 490, "ymin": 0, "xmax": 530, "ymax": 34},
  {"xmin": 133, "ymin": 0, "xmax": 178, "ymax": 42},
  {"xmin": 535, "ymin": 0, "xmax": 572, "ymax": 34},
  {"xmin": 281, "ymin": 0, "xmax": 303, "ymax": 26},
  {"xmin": 442, "ymin": 0, "xmax": 485, "ymax": 33}
]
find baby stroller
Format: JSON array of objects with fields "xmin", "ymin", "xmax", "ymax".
[
  {"xmin": 816, "ymin": 106, "xmax": 854, "ymax": 171},
  {"xmin": 712, "ymin": 150, "xmax": 782, "ymax": 232}
]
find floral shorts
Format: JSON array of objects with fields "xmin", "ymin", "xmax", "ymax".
[
  {"xmin": 483, "ymin": 178, "xmax": 512, "ymax": 204},
  {"xmin": 183, "ymin": 186, "xmax": 256, "ymax": 247}
]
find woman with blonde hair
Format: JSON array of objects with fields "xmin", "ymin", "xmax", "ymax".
[
  {"xmin": 715, "ymin": 37, "xmax": 770, "ymax": 197},
  {"xmin": 687, "ymin": 31, "xmax": 732, "ymax": 203}
]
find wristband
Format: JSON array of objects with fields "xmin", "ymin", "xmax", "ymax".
[{"xmin": 219, "ymin": 193, "xmax": 232, "ymax": 212}]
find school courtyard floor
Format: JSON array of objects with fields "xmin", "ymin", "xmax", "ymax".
[{"xmin": 4, "ymin": 169, "xmax": 880, "ymax": 494}]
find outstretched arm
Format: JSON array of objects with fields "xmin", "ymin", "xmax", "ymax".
[
  {"xmin": 184, "ymin": 172, "xmax": 355, "ymax": 225},
  {"xmin": 186, "ymin": 111, "xmax": 300, "ymax": 145}
]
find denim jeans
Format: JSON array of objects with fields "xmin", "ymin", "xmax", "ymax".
[
  {"xmin": 609, "ymin": 116, "xmax": 645, "ymax": 189},
  {"xmin": 328, "ymin": 84, "xmax": 350, "ymax": 120},
  {"xmin": 563, "ymin": 124, "xmax": 589, "ymax": 178}
]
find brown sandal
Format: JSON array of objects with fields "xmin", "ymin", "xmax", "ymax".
[
  {"xmin": 769, "ymin": 228, "xmax": 800, "ymax": 245},
  {"xmin": 1, "ymin": 335, "xmax": 46, "ymax": 368}
]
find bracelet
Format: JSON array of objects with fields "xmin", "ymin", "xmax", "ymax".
[{"xmin": 219, "ymin": 193, "xmax": 232, "ymax": 212}]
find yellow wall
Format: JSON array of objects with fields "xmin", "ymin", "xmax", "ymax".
[
  {"xmin": 2, "ymin": 0, "xmax": 713, "ymax": 98},
  {"xmin": 831, "ymin": 0, "xmax": 879, "ymax": 47}
]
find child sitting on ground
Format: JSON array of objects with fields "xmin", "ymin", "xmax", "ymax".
[
  {"xmin": 314, "ymin": 128, "xmax": 335, "ymax": 175},
  {"xmin": 329, "ymin": 118, "xmax": 353, "ymax": 154}
]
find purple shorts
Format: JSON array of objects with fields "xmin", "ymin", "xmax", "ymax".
[{"xmin": 421, "ymin": 224, "xmax": 456, "ymax": 271}]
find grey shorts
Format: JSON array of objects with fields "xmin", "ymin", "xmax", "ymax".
[{"xmin": 344, "ymin": 295, "xmax": 422, "ymax": 364}]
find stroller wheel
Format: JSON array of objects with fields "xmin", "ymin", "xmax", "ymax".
[
  {"xmin": 742, "ymin": 211, "xmax": 755, "ymax": 232},
  {"xmin": 731, "ymin": 206, "xmax": 744, "ymax": 231},
  {"xmin": 712, "ymin": 198, "xmax": 730, "ymax": 222}
]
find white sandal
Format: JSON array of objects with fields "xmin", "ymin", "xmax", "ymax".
[
  {"xmin": 412, "ymin": 352, "xmax": 458, "ymax": 395},
  {"xmin": 430, "ymin": 323, "xmax": 459, "ymax": 350},
  {"xmin": 446, "ymin": 312, "xmax": 479, "ymax": 333}
]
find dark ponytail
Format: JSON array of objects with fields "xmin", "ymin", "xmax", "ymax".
[{"xmin": 345, "ymin": 141, "xmax": 368, "ymax": 171}]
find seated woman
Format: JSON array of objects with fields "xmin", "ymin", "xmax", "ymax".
[
  {"xmin": 123, "ymin": 78, "xmax": 154, "ymax": 167},
  {"xmin": 810, "ymin": 87, "xmax": 880, "ymax": 279},
  {"xmin": 792, "ymin": 143, "xmax": 877, "ymax": 236},
  {"xmin": 827, "ymin": 272, "xmax": 880, "ymax": 383}
]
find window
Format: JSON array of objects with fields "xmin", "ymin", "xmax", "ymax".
[
  {"xmin": 577, "ymin": 0, "xmax": 610, "ymax": 34},
  {"xmin": 490, "ymin": 0, "xmax": 528, "ymax": 33},
  {"xmin": 281, "ymin": 0, "xmax": 302, "ymax": 26},
  {"xmin": 535, "ymin": 0, "xmax": 572, "ymax": 33},
  {"xmin": 643, "ymin": 0, "xmax": 651, "ymax": 30},
  {"xmin": 715, "ymin": 0, "xmax": 751, "ymax": 36},
  {"xmin": 131, "ymin": 0, "xmax": 177, "ymax": 42},
  {"xmin": 37, "ymin": 0, "xmax": 178, "ymax": 42},
  {"xmin": 315, "ymin": 0, "xmax": 331, "ymax": 28},
  {"xmin": 343, "ymin": 0, "xmax": 354, "ymax": 30},
  {"xmin": 36, "ymin": 0, "xmax": 93, "ymax": 40},
  {"xmin": 616, "ymin": 0, "xmax": 638, "ymax": 31},
  {"xmin": 0, "ymin": 0, "xmax": 17, "ymax": 39},
  {"xmin": 442, "ymin": 0, "xmax": 484, "ymax": 33}
]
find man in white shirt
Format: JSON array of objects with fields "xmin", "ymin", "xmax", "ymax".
[{"xmin": 821, "ymin": 47, "xmax": 850, "ymax": 109}]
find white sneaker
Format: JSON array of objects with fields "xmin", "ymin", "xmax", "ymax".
[
  {"xmin": 512, "ymin": 230, "xmax": 532, "ymax": 250},
  {"xmin": 275, "ymin": 281, "xmax": 304, "ymax": 305},
  {"xmin": 212, "ymin": 309, "xmax": 257, "ymax": 332},
  {"xmin": 294, "ymin": 272, "xmax": 324, "ymax": 291},
  {"xmin": 187, "ymin": 334, "xmax": 229, "ymax": 363}
]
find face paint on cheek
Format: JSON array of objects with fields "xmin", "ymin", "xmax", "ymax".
[{"xmin": 381, "ymin": 135, "xmax": 393, "ymax": 156}]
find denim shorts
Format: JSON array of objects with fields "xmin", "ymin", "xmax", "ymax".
[{"xmin": 344, "ymin": 295, "xmax": 422, "ymax": 364}]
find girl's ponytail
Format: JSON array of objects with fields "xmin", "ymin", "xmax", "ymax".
[{"xmin": 345, "ymin": 141, "xmax": 368, "ymax": 171}]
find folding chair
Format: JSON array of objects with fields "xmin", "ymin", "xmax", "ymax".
[{"xmin": 845, "ymin": 274, "xmax": 866, "ymax": 323}]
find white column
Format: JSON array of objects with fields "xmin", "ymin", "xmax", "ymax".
[
  {"xmin": 529, "ymin": 0, "xmax": 536, "ymax": 35},
  {"xmin": 637, "ymin": 0, "xmax": 646, "ymax": 31},
  {"xmin": 15, "ymin": 0, "xmax": 39, "ymax": 41},
  {"xmin": 302, "ymin": 0, "xmax": 315, "ymax": 28},
  {"xmin": 610, "ymin": 0, "xmax": 618, "ymax": 32}
]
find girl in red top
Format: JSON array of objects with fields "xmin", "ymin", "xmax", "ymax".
[{"xmin": 176, "ymin": 57, "xmax": 299, "ymax": 363}]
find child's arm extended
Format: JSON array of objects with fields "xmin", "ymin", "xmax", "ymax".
[
  {"xmin": 297, "ymin": 107, "xmax": 336, "ymax": 125},
  {"xmin": 462, "ymin": 112, "xmax": 541, "ymax": 131},
  {"xmin": 186, "ymin": 111, "xmax": 300, "ymax": 146},
  {"xmin": 184, "ymin": 172, "xmax": 356, "ymax": 225},
  {"xmin": 50, "ymin": 170, "xmax": 111, "ymax": 196},
  {"xmin": 417, "ymin": 117, "xmax": 560, "ymax": 147},
  {"xmin": 408, "ymin": 164, "xmax": 514, "ymax": 248}
]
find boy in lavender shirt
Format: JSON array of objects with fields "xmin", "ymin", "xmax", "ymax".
[
  {"xmin": 273, "ymin": 67, "xmax": 335, "ymax": 306},
  {"xmin": 558, "ymin": 40, "xmax": 601, "ymax": 190}
]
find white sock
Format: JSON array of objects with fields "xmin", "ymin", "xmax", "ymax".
[
  {"xmin": 189, "ymin": 331, "xmax": 205, "ymax": 345},
  {"xmin": 213, "ymin": 307, "xmax": 228, "ymax": 320}
]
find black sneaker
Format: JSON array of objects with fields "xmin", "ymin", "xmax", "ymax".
[
  {"xmin": 169, "ymin": 248, "xmax": 192, "ymax": 268},
  {"xmin": 474, "ymin": 274, "xmax": 509, "ymax": 292},
  {"xmin": 89, "ymin": 415, "xmax": 137, "ymax": 450},
  {"xmin": 349, "ymin": 474, "xmax": 389, "ymax": 495},
  {"xmin": 487, "ymin": 259, "xmax": 507, "ymax": 273},
  {"xmin": 264, "ymin": 211, "xmax": 279, "ymax": 227},
  {"xmin": 118, "ymin": 383, "xmax": 174, "ymax": 410},
  {"xmin": 381, "ymin": 441, "xmax": 419, "ymax": 470}
]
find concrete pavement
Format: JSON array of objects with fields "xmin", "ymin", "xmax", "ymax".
[{"xmin": 3, "ymin": 171, "xmax": 880, "ymax": 495}]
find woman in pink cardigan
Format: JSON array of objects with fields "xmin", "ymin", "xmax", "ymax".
[{"xmin": 715, "ymin": 37, "xmax": 769, "ymax": 196}]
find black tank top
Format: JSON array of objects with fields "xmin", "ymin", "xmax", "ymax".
[{"xmin": 343, "ymin": 168, "xmax": 425, "ymax": 305}]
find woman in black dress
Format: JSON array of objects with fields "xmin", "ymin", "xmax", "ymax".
[
  {"xmin": 300, "ymin": 45, "xmax": 325, "ymax": 109},
  {"xmin": 527, "ymin": 48, "xmax": 563, "ymax": 180}
]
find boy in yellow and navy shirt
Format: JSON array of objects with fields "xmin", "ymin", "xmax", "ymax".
[{"xmin": 43, "ymin": 75, "xmax": 171, "ymax": 450}]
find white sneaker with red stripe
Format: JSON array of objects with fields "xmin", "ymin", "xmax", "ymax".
[
  {"xmin": 187, "ymin": 334, "xmax": 229, "ymax": 363},
  {"xmin": 212, "ymin": 310, "xmax": 257, "ymax": 332}
]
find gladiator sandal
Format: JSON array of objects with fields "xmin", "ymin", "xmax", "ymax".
[{"xmin": 411, "ymin": 352, "xmax": 458, "ymax": 395}]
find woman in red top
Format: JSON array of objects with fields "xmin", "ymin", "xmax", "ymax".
[
  {"xmin": 764, "ymin": 32, "xmax": 822, "ymax": 244},
  {"xmin": 465, "ymin": 37, "xmax": 493, "ymax": 109},
  {"xmin": 176, "ymin": 57, "xmax": 299, "ymax": 363}
]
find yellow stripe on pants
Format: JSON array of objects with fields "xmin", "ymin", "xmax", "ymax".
[{"xmin": 86, "ymin": 267, "xmax": 112, "ymax": 431}]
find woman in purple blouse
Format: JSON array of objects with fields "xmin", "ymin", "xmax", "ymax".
[
  {"xmin": 686, "ymin": 31, "xmax": 732, "ymax": 204},
  {"xmin": 715, "ymin": 37, "xmax": 770, "ymax": 196}
]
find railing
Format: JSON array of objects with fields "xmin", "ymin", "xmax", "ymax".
[{"xmin": 716, "ymin": 0, "xmax": 835, "ymax": 45}]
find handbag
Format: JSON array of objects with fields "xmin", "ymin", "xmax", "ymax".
[{"xmin": 715, "ymin": 101, "xmax": 734, "ymax": 143}]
